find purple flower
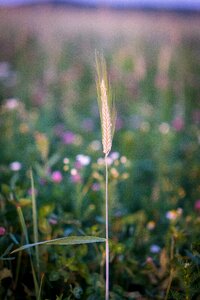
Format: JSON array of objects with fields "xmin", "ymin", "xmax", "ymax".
[
  {"xmin": 150, "ymin": 244, "xmax": 161, "ymax": 253},
  {"xmin": 194, "ymin": 199, "xmax": 200, "ymax": 212},
  {"xmin": 70, "ymin": 169, "xmax": 82, "ymax": 183},
  {"xmin": 51, "ymin": 171, "xmax": 63, "ymax": 183},
  {"xmin": 74, "ymin": 161, "xmax": 82, "ymax": 169},
  {"xmin": 0, "ymin": 226, "xmax": 6, "ymax": 236},
  {"xmin": 9, "ymin": 161, "xmax": 22, "ymax": 171},
  {"xmin": 71, "ymin": 174, "xmax": 82, "ymax": 184},
  {"xmin": 110, "ymin": 152, "xmax": 120, "ymax": 161},
  {"xmin": 76, "ymin": 154, "xmax": 91, "ymax": 166},
  {"xmin": 172, "ymin": 117, "xmax": 184, "ymax": 132},
  {"xmin": 92, "ymin": 183, "xmax": 101, "ymax": 191},
  {"xmin": 4, "ymin": 98, "xmax": 20, "ymax": 110},
  {"xmin": 62, "ymin": 131, "xmax": 76, "ymax": 145},
  {"xmin": 97, "ymin": 157, "xmax": 113, "ymax": 166}
]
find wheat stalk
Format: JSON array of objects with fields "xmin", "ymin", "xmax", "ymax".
[
  {"xmin": 100, "ymin": 79, "xmax": 112, "ymax": 155},
  {"xmin": 95, "ymin": 53, "xmax": 116, "ymax": 155},
  {"xmin": 96, "ymin": 52, "xmax": 116, "ymax": 300}
]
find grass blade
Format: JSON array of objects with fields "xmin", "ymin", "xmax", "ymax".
[
  {"xmin": 11, "ymin": 236, "xmax": 106, "ymax": 254},
  {"xmin": 30, "ymin": 169, "xmax": 40, "ymax": 276},
  {"xmin": 16, "ymin": 206, "xmax": 39, "ymax": 296},
  {"xmin": 38, "ymin": 272, "xmax": 45, "ymax": 300},
  {"xmin": 17, "ymin": 206, "xmax": 29, "ymax": 244},
  {"xmin": 0, "ymin": 243, "xmax": 15, "ymax": 260}
]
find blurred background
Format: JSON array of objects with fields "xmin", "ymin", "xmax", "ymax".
[
  {"xmin": 1, "ymin": 0, "xmax": 200, "ymax": 10},
  {"xmin": 0, "ymin": 1, "xmax": 200, "ymax": 299}
]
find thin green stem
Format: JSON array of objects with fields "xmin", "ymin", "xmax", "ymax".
[
  {"xmin": 30, "ymin": 169, "xmax": 40, "ymax": 278},
  {"xmin": 17, "ymin": 206, "xmax": 39, "ymax": 297},
  {"xmin": 164, "ymin": 236, "xmax": 175, "ymax": 300},
  {"xmin": 14, "ymin": 236, "xmax": 23, "ymax": 289},
  {"xmin": 105, "ymin": 155, "xmax": 109, "ymax": 300}
]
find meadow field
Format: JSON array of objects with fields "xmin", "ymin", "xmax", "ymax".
[{"xmin": 0, "ymin": 7, "xmax": 200, "ymax": 299}]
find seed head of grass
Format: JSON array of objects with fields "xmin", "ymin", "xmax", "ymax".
[{"xmin": 95, "ymin": 52, "xmax": 116, "ymax": 156}]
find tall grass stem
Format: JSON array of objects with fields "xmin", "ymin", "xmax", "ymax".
[
  {"xmin": 96, "ymin": 52, "xmax": 115, "ymax": 299},
  {"xmin": 105, "ymin": 154, "xmax": 109, "ymax": 300}
]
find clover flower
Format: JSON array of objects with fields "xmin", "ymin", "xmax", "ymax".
[
  {"xmin": 51, "ymin": 171, "xmax": 63, "ymax": 184},
  {"xmin": 4, "ymin": 98, "xmax": 20, "ymax": 110},
  {"xmin": 194, "ymin": 199, "xmax": 200, "ymax": 212},
  {"xmin": 0, "ymin": 226, "xmax": 6, "ymax": 236},
  {"xmin": 10, "ymin": 161, "xmax": 22, "ymax": 171},
  {"xmin": 172, "ymin": 117, "xmax": 184, "ymax": 131},
  {"xmin": 76, "ymin": 154, "xmax": 91, "ymax": 166},
  {"xmin": 70, "ymin": 169, "xmax": 82, "ymax": 183}
]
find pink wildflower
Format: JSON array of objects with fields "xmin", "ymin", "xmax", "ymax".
[
  {"xmin": 76, "ymin": 154, "xmax": 91, "ymax": 166},
  {"xmin": 4, "ymin": 98, "xmax": 19, "ymax": 110},
  {"xmin": 172, "ymin": 117, "xmax": 184, "ymax": 132},
  {"xmin": 70, "ymin": 169, "xmax": 82, "ymax": 183},
  {"xmin": 62, "ymin": 131, "xmax": 76, "ymax": 144},
  {"xmin": 10, "ymin": 161, "xmax": 22, "ymax": 171},
  {"xmin": 71, "ymin": 174, "xmax": 82, "ymax": 184},
  {"xmin": 194, "ymin": 199, "xmax": 200, "ymax": 212},
  {"xmin": 51, "ymin": 171, "xmax": 63, "ymax": 183},
  {"xmin": 0, "ymin": 227, "xmax": 6, "ymax": 236}
]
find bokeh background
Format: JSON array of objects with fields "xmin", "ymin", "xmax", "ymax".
[{"xmin": 0, "ymin": 1, "xmax": 200, "ymax": 299}]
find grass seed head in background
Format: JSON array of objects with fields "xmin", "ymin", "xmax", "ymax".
[{"xmin": 95, "ymin": 53, "xmax": 116, "ymax": 156}]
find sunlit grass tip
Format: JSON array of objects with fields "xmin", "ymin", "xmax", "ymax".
[{"xmin": 95, "ymin": 52, "xmax": 116, "ymax": 156}]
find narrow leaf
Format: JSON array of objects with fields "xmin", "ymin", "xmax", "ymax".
[
  {"xmin": 11, "ymin": 236, "xmax": 106, "ymax": 254},
  {"xmin": 16, "ymin": 206, "xmax": 39, "ymax": 295},
  {"xmin": 30, "ymin": 169, "xmax": 40, "ymax": 276},
  {"xmin": 38, "ymin": 273, "xmax": 45, "ymax": 300},
  {"xmin": 17, "ymin": 206, "xmax": 29, "ymax": 245}
]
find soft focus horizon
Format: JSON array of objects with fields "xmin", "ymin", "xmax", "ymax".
[{"xmin": 1, "ymin": 0, "xmax": 200, "ymax": 10}]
